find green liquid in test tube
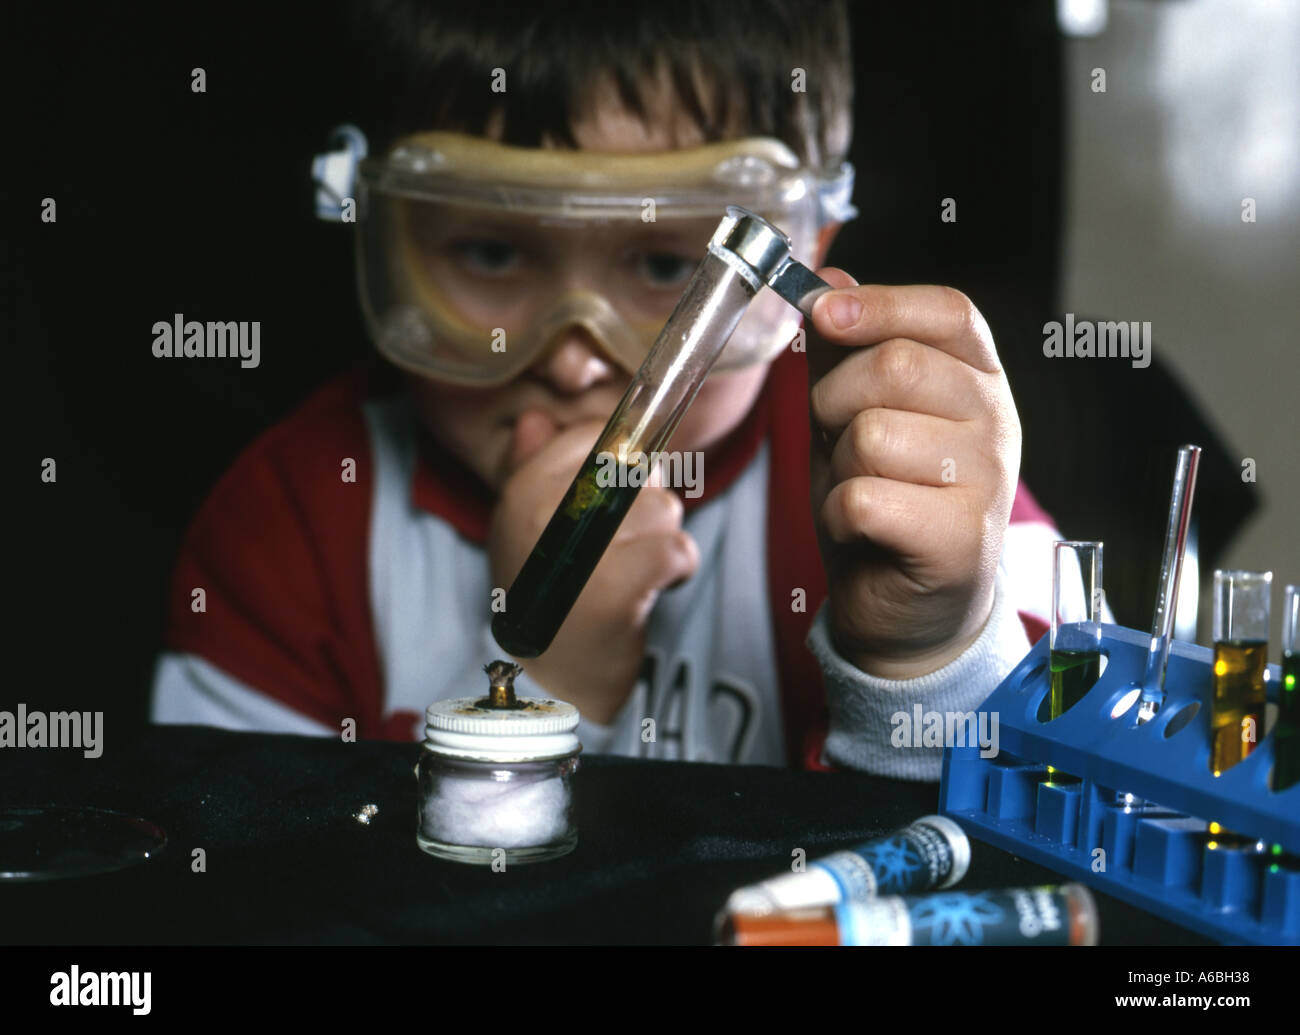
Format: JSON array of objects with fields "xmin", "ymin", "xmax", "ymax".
[
  {"xmin": 1269, "ymin": 586, "xmax": 1299, "ymax": 871},
  {"xmin": 1274, "ymin": 584, "xmax": 1299, "ymax": 792},
  {"xmin": 1045, "ymin": 541, "xmax": 1104, "ymax": 785}
]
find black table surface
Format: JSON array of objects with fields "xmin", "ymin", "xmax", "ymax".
[{"xmin": 0, "ymin": 726, "xmax": 1211, "ymax": 945}]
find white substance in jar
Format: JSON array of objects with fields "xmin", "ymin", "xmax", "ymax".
[{"xmin": 423, "ymin": 773, "xmax": 569, "ymax": 848}]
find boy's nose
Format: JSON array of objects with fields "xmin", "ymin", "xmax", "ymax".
[{"xmin": 529, "ymin": 328, "xmax": 620, "ymax": 394}]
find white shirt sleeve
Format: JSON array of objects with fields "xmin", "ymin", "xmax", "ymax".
[
  {"xmin": 151, "ymin": 652, "xmax": 337, "ymax": 736},
  {"xmin": 806, "ymin": 567, "xmax": 1032, "ymax": 780}
]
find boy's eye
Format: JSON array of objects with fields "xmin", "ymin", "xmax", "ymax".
[
  {"xmin": 448, "ymin": 238, "xmax": 521, "ymax": 275},
  {"xmin": 635, "ymin": 251, "xmax": 696, "ymax": 288}
]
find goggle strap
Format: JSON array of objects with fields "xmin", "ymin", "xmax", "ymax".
[
  {"xmin": 313, "ymin": 124, "xmax": 370, "ymax": 222},
  {"xmin": 817, "ymin": 162, "xmax": 859, "ymax": 224},
  {"xmin": 320, "ymin": 124, "xmax": 856, "ymax": 225}
]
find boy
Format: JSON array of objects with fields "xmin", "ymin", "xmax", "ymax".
[{"xmin": 151, "ymin": 1, "xmax": 1058, "ymax": 777}]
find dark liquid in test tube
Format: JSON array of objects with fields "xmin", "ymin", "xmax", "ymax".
[{"xmin": 492, "ymin": 462, "xmax": 642, "ymax": 659}]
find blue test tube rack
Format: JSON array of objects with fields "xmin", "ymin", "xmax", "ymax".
[{"xmin": 938, "ymin": 623, "xmax": 1300, "ymax": 945}]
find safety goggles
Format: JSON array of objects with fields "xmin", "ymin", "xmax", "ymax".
[{"xmin": 315, "ymin": 128, "xmax": 855, "ymax": 384}]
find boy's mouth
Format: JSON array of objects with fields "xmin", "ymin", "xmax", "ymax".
[
  {"xmin": 498, "ymin": 406, "xmax": 610, "ymax": 482},
  {"xmin": 509, "ymin": 401, "xmax": 617, "ymax": 433}
]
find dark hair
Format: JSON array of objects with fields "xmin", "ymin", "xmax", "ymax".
[{"xmin": 349, "ymin": 0, "xmax": 852, "ymax": 169}]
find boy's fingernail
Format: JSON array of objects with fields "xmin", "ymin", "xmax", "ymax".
[{"xmin": 825, "ymin": 293, "xmax": 863, "ymax": 329}]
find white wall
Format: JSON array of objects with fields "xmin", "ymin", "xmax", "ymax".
[{"xmin": 1060, "ymin": 0, "xmax": 1300, "ymax": 647}]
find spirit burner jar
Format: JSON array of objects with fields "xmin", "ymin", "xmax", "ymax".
[{"xmin": 416, "ymin": 662, "xmax": 581, "ymax": 864}]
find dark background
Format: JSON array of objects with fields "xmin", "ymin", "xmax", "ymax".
[{"xmin": 8, "ymin": 1, "xmax": 1256, "ymax": 725}]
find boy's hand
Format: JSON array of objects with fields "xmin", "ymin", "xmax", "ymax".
[
  {"xmin": 488, "ymin": 411, "xmax": 699, "ymax": 724},
  {"xmin": 806, "ymin": 270, "xmax": 1022, "ymax": 680}
]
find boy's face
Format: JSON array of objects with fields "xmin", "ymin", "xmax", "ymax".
[{"xmin": 405, "ymin": 81, "xmax": 827, "ymax": 491}]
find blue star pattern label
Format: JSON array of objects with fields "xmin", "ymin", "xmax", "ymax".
[{"xmin": 836, "ymin": 886, "xmax": 1077, "ymax": 946}]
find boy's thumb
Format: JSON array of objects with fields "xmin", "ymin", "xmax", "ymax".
[{"xmin": 506, "ymin": 408, "xmax": 562, "ymax": 474}]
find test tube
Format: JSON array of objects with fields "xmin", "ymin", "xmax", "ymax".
[
  {"xmin": 1210, "ymin": 570, "xmax": 1271, "ymax": 777},
  {"xmin": 718, "ymin": 816, "xmax": 971, "ymax": 922},
  {"xmin": 1276, "ymin": 585, "xmax": 1299, "ymax": 791},
  {"xmin": 1136, "ymin": 444, "xmax": 1201, "ymax": 725},
  {"xmin": 1050, "ymin": 542, "xmax": 1105, "ymax": 717},
  {"xmin": 718, "ymin": 884, "xmax": 1099, "ymax": 947},
  {"xmin": 1047, "ymin": 542, "xmax": 1104, "ymax": 782},
  {"xmin": 492, "ymin": 208, "xmax": 830, "ymax": 658}
]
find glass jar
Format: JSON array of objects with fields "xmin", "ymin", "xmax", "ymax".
[{"xmin": 416, "ymin": 695, "xmax": 581, "ymax": 864}]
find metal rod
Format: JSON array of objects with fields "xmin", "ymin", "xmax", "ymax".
[{"xmin": 1136, "ymin": 444, "xmax": 1201, "ymax": 724}]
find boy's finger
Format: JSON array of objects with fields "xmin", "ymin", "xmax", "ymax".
[
  {"xmin": 810, "ymin": 279, "xmax": 1002, "ymax": 375},
  {"xmin": 599, "ymin": 530, "xmax": 700, "ymax": 619},
  {"xmin": 611, "ymin": 485, "xmax": 684, "ymax": 540},
  {"xmin": 805, "ymin": 267, "xmax": 859, "ymax": 382},
  {"xmin": 819, "ymin": 476, "xmax": 961, "ymax": 562},
  {"xmin": 828, "ymin": 409, "xmax": 977, "ymax": 488},
  {"xmin": 508, "ymin": 416, "xmax": 610, "ymax": 483},
  {"xmin": 815, "ymin": 267, "xmax": 858, "ymax": 292},
  {"xmin": 810, "ymin": 338, "xmax": 989, "ymax": 430},
  {"xmin": 506, "ymin": 408, "xmax": 562, "ymax": 474}
]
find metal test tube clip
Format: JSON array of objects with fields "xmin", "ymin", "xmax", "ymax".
[
  {"xmin": 711, "ymin": 205, "xmax": 832, "ymax": 318},
  {"xmin": 491, "ymin": 208, "xmax": 831, "ymax": 659}
]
